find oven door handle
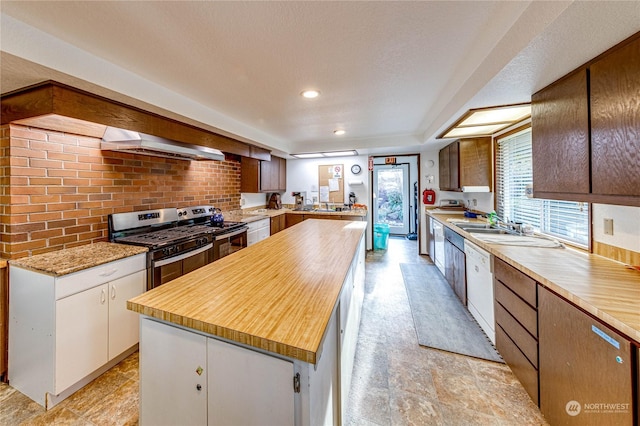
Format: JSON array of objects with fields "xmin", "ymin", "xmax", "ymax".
[
  {"xmin": 214, "ymin": 227, "xmax": 248, "ymax": 241},
  {"xmin": 153, "ymin": 243, "xmax": 213, "ymax": 267}
]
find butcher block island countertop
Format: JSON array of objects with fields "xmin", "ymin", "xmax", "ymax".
[
  {"xmin": 128, "ymin": 219, "xmax": 367, "ymax": 364},
  {"xmin": 9, "ymin": 242, "xmax": 148, "ymax": 276},
  {"xmin": 428, "ymin": 211, "xmax": 640, "ymax": 343}
]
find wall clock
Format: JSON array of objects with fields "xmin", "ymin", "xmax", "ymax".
[{"xmin": 351, "ymin": 164, "xmax": 362, "ymax": 175}]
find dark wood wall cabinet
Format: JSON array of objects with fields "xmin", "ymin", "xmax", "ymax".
[
  {"xmin": 438, "ymin": 137, "xmax": 492, "ymax": 192},
  {"xmin": 241, "ymin": 156, "xmax": 287, "ymax": 193},
  {"xmin": 493, "ymin": 258, "xmax": 539, "ymax": 406},
  {"xmin": 538, "ymin": 286, "xmax": 634, "ymax": 425},
  {"xmin": 531, "ymin": 32, "xmax": 640, "ymax": 207}
]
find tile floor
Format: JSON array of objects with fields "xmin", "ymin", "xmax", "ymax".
[{"xmin": 0, "ymin": 236, "xmax": 547, "ymax": 425}]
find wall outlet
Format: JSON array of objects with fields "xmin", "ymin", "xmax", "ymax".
[{"xmin": 603, "ymin": 218, "xmax": 613, "ymax": 235}]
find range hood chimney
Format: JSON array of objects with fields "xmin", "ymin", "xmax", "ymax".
[{"xmin": 101, "ymin": 127, "xmax": 225, "ymax": 161}]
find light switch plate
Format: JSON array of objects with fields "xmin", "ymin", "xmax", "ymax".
[{"xmin": 603, "ymin": 218, "xmax": 614, "ymax": 235}]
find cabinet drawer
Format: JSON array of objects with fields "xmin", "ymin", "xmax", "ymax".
[
  {"xmin": 495, "ymin": 302, "xmax": 538, "ymax": 368},
  {"xmin": 496, "ymin": 325, "xmax": 539, "ymax": 406},
  {"xmin": 494, "ymin": 280, "xmax": 538, "ymax": 338},
  {"xmin": 494, "ymin": 258, "xmax": 537, "ymax": 307},
  {"xmin": 247, "ymin": 219, "xmax": 270, "ymax": 231},
  {"xmin": 55, "ymin": 253, "xmax": 146, "ymax": 300}
]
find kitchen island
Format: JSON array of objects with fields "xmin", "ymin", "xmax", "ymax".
[{"xmin": 128, "ymin": 219, "xmax": 367, "ymax": 425}]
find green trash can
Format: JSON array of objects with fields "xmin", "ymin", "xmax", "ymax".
[{"xmin": 374, "ymin": 223, "xmax": 390, "ymax": 250}]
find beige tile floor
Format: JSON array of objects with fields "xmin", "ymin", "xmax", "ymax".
[{"xmin": 0, "ymin": 237, "xmax": 547, "ymax": 425}]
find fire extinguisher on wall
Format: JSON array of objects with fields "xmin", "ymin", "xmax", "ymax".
[{"xmin": 423, "ymin": 188, "xmax": 436, "ymax": 205}]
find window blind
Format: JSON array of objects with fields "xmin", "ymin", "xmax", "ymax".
[{"xmin": 496, "ymin": 129, "xmax": 589, "ymax": 247}]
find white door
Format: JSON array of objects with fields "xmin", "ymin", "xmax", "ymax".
[
  {"xmin": 108, "ymin": 270, "xmax": 146, "ymax": 359},
  {"xmin": 140, "ymin": 318, "xmax": 208, "ymax": 426},
  {"xmin": 373, "ymin": 164, "xmax": 410, "ymax": 234},
  {"xmin": 55, "ymin": 284, "xmax": 109, "ymax": 393},
  {"xmin": 207, "ymin": 338, "xmax": 295, "ymax": 426}
]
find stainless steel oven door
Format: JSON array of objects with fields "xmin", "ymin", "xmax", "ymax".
[
  {"xmin": 213, "ymin": 227, "xmax": 248, "ymax": 261},
  {"xmin": 150, "ymin": 242, "xmax": 212, "ymax": 290}
]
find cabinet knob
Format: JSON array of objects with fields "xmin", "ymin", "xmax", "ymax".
[{"xmin": 196, "ymin": 384, "xmax": 202, "ymax": 391}]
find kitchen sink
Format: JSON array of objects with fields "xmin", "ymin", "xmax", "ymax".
[
  {"xmin": 312, "ymin": 209, "xmax": 336, "ymax": 212},
  {"xmin": 465, "ymin": 228, "xmax": 510, "ymax": 234}
]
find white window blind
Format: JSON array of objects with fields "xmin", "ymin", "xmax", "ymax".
[{"xmin": 496, "ymin": 129, "xmax": 589, "ymax": 247}]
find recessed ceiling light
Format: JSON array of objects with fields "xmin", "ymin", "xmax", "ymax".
[
  {"xmin": 323, "ymin": 150, "xmax": 357, "ymax": 157},
  {"xmin": 334, "ymin": 129, "xmax": 346, "ymax": 136},
  {"xmin": 301, "ymin": 90, "xmax": 320, "ymax": 99},
  {"xmin": 291, "ymin": 150, "xmax": 358, "ymax": 159}
]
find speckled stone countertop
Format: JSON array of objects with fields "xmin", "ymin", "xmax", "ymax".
[
  {"xmin": 239, "ymin": 207, "xmax": 367, "ymax": 218},
  {"xmin": 9, "ymin": 242, "xmax": 148, "ymax": 276}
]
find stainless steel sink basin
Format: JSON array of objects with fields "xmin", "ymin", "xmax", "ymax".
[
  {"xmin": 457, "ymin": 223, "xmax": 490, "ymax": 230},
  {"xmin": 466, "ymin": 228, "xmax": 510, "ymax": 234},
  {"xmin": 313, "ymin": 209, "xmax": 336, "ymax": 212}
]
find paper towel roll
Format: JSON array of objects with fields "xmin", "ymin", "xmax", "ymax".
[{"xmin": 461, "ymin": 186, "xmax": 490, "ymax": 193}]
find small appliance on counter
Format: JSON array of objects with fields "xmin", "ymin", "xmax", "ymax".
[
  {"xmin": 267, "ymin": 193, "xmax": 282, "ymax": 210},
  {"xmin": 210, "ymin": 208, "xmax": 224, "ymax": 227},
  {"xmin": 438, "ymin": 199, "xmax": 465, "ymax": 210},
  {"xmin": 292, "ymin": 191, "xmax": 309, "ymax": 211}
]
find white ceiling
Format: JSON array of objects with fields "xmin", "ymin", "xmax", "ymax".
[{"xmin": 1, "ymin": 1, "xmax": 639, "ymax": 157}]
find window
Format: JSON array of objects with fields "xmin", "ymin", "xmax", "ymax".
[{"xmin": 496, "ymin": 128, "xmax": 589, "ymax": 247}]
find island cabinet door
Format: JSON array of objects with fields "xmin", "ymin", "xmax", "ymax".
[
  {"xmin": 140, "ymin": 318, "xmax": 208, "ymax": 426},
  {"xmin": 207, "ymin": 338, "xmax": 295, "ymax": 426}
]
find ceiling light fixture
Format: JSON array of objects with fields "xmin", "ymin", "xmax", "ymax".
[
  {"xmin": 301, "ymin": 90, "xmax": 320, "ymax": 99},
  {"xmin": 291, "ymin": 150, "xmax": 358, "ymax": 159},
  {"xmin": 438, "ymin": 103, "xmax": 531, "ymax": 139},
  {"xmin": 333, "ymin": 129, "xmax": 346, "ymax": 136}
]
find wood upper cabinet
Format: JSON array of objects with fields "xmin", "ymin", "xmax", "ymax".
[
  {"xmin": 439, "ymin": 137, "xmax": 491, "ymax": 192},
  {"xmin": 531, "ymin": 32, "xmax": 640, "ymax": 206},
  {"xmin": 531, "ymin": 69, "xmax": 590, "ymax": 196},
  {"xmin": 241, "ymin": 156, "xmax": 287, "ymax": 193},
  {"xmin": 438, "ymin": 143, "xmax": 452, "ymax": 190},
  {"xmin": 590, "ymin": 36, "xmax": 640, "ymax": 198}
]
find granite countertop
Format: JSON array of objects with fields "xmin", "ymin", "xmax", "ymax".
[
  {"xmin": 128, "ymin": 220, "xmax": 367, "ymax": 364},
  {"xmin": 9, "ymin": 242, "xmax": 148, "ymax": 276},
  {"xmin": 427, "ymin": 211, "xmax": 640, "ymax": 343},
  {"xmin": 240, "ymin": 207, "xmax": 367, "ymax": 218}
]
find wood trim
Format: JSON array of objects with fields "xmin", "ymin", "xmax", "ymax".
[
  {"xmin": 1, "ymin": 80, "xmax": 271, "ymax": 160},
  {"xmin": 593, "ymin": 241, "xmax": 640, "ymax": 266},
  {"xmin": 0, "ymin": 261, "xmax": 7, "ymax": 382}
]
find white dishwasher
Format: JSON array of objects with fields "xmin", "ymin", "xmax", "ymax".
[{"xmin": 464, "ymin": 240, "xmax": 495, "ymax": 344}]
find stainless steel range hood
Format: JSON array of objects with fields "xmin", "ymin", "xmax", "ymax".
[{"xmin": 101, "ymin": 127, "xmax": 225, "ymax": 161}]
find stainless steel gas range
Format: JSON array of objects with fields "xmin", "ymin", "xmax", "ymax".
[{"xmin": 108, "ymin": 206, "xmax": 248, "ymax": 290}]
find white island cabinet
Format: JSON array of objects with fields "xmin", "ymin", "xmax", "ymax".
[
  {"xmin": 9, "ymin": 251, "xmax": 146, "ymax": 409},
  {"xmin": 131, "ymin": 220, "xmax": 367, "ymax": 426}
]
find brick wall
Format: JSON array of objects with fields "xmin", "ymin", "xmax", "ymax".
[{"xmin": 1, "ymin": 124, "xmax": 241, "ymax": 259}]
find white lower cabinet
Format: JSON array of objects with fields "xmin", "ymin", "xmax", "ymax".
[
  {"xmin": 246, "ymin": 218, "xmax": 271, "ymax": 246},
  {"xmin": 55, "ymin": 284, "xmax": 109, "ymax": 393},
  {"xmin": 208, "ymin": 338, "xmax": 294, "ymax": 425},
  {"xmin": 9, "ymin": 254, "xmax": 146, "ymax": 408},
  {"xmin": 140, "ymin": 318, "xmax": 295, "ymax": 426},
  {"xmin": 140, "ymin": 317, "xmax": 208, "ymax": 426}
]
